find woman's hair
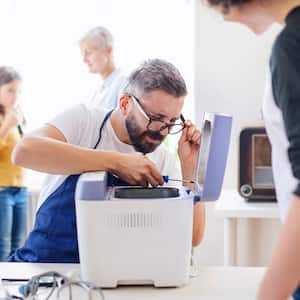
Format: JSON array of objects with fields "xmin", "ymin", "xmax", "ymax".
[
  {"xmin": 206, "ymin": 0, "xmax": 253, "ymax": 13},
  {"xmin": 0, "ymin": 66, "xmax": 21, "ymax": 116}
]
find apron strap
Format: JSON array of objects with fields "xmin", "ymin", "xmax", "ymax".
[{"xmin": 93, "ymin": 109, "xmax": 114, "ymax": 149}]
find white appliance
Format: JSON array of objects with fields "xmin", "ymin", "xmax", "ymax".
[{"xmin": 75, "ymin": 112, "xmax": 232, "ymax": 288}]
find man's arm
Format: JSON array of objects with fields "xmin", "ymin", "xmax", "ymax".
[
  {"xmin": 13, "ymin": 125, "xmax": 114, "ymax": 174},
  {"xmin": 13, "ymin": 125, "xmax": 164, "ymax": 186},
  {"xmin": 178, "ymin": 120, "xmax": 205, "ymax": 247},
  {"xmin": 257, "ymin": 196, "xmax": 300, "ymax": 300},
  {"xmin": 192, "ymin": 203, "xmax": 205, "ymax": 246}
]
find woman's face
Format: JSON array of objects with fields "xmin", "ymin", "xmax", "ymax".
[
  {"xmin": 0, "ymin": 80, "xmax": 21, "ymax": 109},
  {"xmin": 213, "ymin": 2, "xmax": 274, "ymax": 34}
]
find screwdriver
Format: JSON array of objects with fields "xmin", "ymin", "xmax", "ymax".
[{"xmin": 163, "ymin": 175, "xmax": 195, "ymax": 184}]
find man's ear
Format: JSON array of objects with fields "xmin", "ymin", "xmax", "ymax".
[{"xmin": 119, "ymin": 95, "xmax": 130, "ymax": 116}]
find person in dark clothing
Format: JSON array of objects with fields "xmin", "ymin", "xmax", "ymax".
[{"xmin": 203, "ymin": 0, "xmax": 300, "ymax": 299}]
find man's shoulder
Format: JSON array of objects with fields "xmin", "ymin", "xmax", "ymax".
[
  {"xmin": 78, "ymin": 103, "xmax": 110, "ymax": 120},
  {"xmin": 51, "ymin": 104, "xmax": 110, "ymax": 133}
]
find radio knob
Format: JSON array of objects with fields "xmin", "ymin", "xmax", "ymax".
[{"xmin": 240, "ymin": 184, "xmax": 253, "ymax": 198}]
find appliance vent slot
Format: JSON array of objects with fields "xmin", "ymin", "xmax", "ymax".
[{"xmin": 105, "ymin": 212, "xmax": 162, "ymax": 229}]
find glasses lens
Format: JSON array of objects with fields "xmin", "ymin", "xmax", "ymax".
[
  {"xmin": 169, "ymin": 124, "xmax": 184, "ymax": 134},
  {"xmin": 148, "ymin": 120, "xmax": 166, "ymax": 132},
  {"xmin": 148, "ymin": 121, "xmax": 184, "ymax": 134}
]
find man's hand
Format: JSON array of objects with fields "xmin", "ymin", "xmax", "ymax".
[
  {"xmin": 178, "ymin": 120, "xmax": 201, "ymax": 182},
  {"xmin": 111, "ymin": 153, "xmax": 164, "ymax": 187}
]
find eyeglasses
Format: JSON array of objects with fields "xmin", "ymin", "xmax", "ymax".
[{"xmin": 130, "ymin": 95, "xmax": 186, "ymax": 135}]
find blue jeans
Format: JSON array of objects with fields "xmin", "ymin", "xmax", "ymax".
[{"xmin": 0, "ymin": 187, "xmax": 28, "ymax": 261}]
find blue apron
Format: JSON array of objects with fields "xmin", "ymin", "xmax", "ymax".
[{"xmin": 9, "ymin": 110, "xmax": 129, "ymax": 263}]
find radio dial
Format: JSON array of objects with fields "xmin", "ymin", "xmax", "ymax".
[{"xmin": 240, "ymin": 184, "xmax": 253, "ymax": 197}]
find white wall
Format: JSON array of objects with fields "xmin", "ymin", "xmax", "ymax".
[
  {"xmin": 194, "ymin": 4, "xmax": 281, "ymax": 188},
  {"xmin": 194, "ymin": 2, "xmax": 282, "ymax": 267},
  {"xmin": 0, "ymin": 0, "xmax": 194, "ymax": 187}
]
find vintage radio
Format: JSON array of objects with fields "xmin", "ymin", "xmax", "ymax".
[{"xmin": 239, "ymin": 127, "xmax": 276, "ymax": 202}]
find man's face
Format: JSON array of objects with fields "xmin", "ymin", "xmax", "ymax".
[{"xmin": 125, "ymin": 90, "xmax": 185, "ymax": 154}]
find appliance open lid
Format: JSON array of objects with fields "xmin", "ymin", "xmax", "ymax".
[{"xmin": 194, "ymin": 112, "xmax": 232, "ymax": 202}]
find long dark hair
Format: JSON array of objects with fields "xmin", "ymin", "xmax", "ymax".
[{"xmin": 0, "ymin": 66, "xmax": 21, "ymax": 116}]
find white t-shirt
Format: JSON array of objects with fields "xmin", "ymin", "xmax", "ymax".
[
  {"xmin": 262, "ymin": 70, "xmax": 298, "ymax": 221},
  {"xmin": 89, "ymin": 69, "xmax": 127, "ymax": 110},
  {"xmin": 37, "ymin": 104, "xmax": 181, "ymax": 210}
]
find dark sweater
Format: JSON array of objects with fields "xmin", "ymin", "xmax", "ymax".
[{"xmin": 270, "ymin": 6, "xmax": 300, "ymax": 196}]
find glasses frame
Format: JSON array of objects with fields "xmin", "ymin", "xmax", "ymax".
[{"xmin": 130, "ymin": 95, "xmax": 186, "ymax": 135}]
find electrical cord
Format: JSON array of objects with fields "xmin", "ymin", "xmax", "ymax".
[{"xmin": 2, "ymin": 271, "xmax": 105, "ymax": 300}]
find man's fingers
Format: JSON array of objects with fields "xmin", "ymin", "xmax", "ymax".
[
  {"xmin": 190, "ymin": 131, "xmax": 201, "ymax": 145},
  {"xmin": 147, "ymin": 172, "xmax": 163, "ymax": 187},
  {"xmin": 179, "ymin": 126, "xmax": 188, "ymax": 144},
  {"xmin": 116, "ymin": 154, "xmax": 163, "ymax": 187}
]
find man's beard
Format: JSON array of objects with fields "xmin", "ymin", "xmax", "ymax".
[{"xmin": 125, "ymin": 113, "xmax": 165, "ymax": 154}]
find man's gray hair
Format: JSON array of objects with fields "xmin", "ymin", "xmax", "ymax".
[
  {"xmin": 80, "ymin": 26, "xmax": 114, "ymax": 49},
  {"xmin": 123, "ymin": 59, "xmax": 187, "ymax": 99}
]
